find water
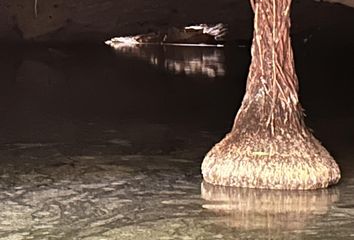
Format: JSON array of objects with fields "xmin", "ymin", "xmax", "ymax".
[{"xmin": 0, "ymin": 33, "xmax": 353, "ymax": 239}]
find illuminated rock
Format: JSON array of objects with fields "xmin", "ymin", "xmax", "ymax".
[{"xmin": 105, "ymin": 24, "xmax": 226, "ymax": 46}]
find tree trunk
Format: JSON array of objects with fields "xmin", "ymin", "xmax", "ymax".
[
  {"xmin": 201, "ymin": 0, "xmax": 341, "ymax": 190},
  {"xmin": 235, "ymin": 0, "xmax": 304, "ymax": 136}
]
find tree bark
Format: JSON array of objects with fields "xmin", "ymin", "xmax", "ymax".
[
  {"xmin": 201, "ymin": 0, "xmax": 341, "ymax": 190},
  {"xmin": 234, "ymin": 0, "xmax": 304, "ymax": 137}
]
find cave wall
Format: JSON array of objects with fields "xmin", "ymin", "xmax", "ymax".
[
  {"xmin": 321, "ymin": 0, "xmax": 354, "ymax": 7},
  {"xmin": 0, "ymin": 0, "xmax": 353, "ymax": 43}
]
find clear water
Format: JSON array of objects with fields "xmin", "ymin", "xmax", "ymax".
[{"xmin": 0, "ymin": 37, "xmax": 353, "ymax": 239}]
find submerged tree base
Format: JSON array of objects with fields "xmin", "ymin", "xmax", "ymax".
[
  {"xmin": 202, "ymin": 130, "xmax": 341, "ymax": 190},
  {"xmin": 201, "ymin": 0, "xmax": 341, "ymax": 190}
]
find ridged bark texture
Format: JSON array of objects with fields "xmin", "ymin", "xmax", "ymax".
[{"xmin": 201, "ymin": 0, "xmax": 341, "ymax": 190}]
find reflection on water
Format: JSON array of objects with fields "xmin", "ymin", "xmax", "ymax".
[
  {"xmin": 202, "ymin": 182, "xmax": 339, "ymax": 232},
  {"xmin": 109, "ymin": 44, "xmax": 225, "ymax": 78}
]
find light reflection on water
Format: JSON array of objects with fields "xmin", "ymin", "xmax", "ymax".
[
  {"xmin": 109, "ymin": 44, "xmax": 226, "ymax": 78},
  {"xmin": 201, "ymin": 181, "xmax": 339, "ymax": 231}
]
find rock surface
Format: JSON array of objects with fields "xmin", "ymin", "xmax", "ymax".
[{"xmin": 0, "ymin": 0, "xmax": 354, "ymax": 42}]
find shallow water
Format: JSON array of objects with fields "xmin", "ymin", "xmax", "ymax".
[{"xmin": 0, "ymin": 35, "xmax": 353, "ymax": 239}]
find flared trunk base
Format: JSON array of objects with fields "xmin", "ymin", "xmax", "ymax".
[{"xmin": 201, "ymin": 131, "xmax": 340, "ymax": 190}]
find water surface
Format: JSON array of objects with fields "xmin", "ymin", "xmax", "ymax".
[{"xmin": 0, "ymin": 37, "xmax": 353, "ymax": 239}]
